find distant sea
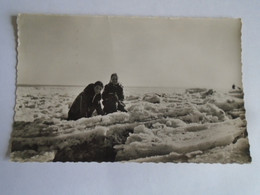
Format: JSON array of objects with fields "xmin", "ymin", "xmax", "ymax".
[{"xmin": 17, "ymin": 84, "xmax": 229, "ymax": 96}]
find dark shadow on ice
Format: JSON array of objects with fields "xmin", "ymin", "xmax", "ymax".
[{"xmin": 53, "ymin": 127, "xmax": 134, "ymax": 162}]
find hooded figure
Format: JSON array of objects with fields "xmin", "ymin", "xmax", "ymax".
[
  {"xmin": 68, "ymin": 81, "xmax": 104, "ymax": 120},
  {"xmin": 102, "ymin": 73, "xmax": 127, "ymax": 114}
]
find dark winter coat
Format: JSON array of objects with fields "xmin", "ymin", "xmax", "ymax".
[
  {"xmin": 102, "ymin": 83, "xmax": 126, "ymax": 114},
  {"xmin": 68, "ymin": 84, "xmax": 103, "ymax": 120},
  {"xmin": 102, "ymin": 83, "xmax": 124, "ymax": 101}
]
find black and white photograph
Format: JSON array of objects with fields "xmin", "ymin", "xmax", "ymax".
[{"xmin": 10, "ymin": 14, "xmax": 251, "ymax": 163}]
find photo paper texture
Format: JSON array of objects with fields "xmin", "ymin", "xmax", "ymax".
[{"xmin": 11, "ymin": 14, "xmax": 250, "ymax": 163}]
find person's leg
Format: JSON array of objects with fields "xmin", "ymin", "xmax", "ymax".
[
  {"xmin": 68, "ymin": 93, "xmax": 86, "ymax": 120},
  {"xmin": 103, "ymin": 100, "xmax": 117, "ymax": 114},
  {"xmin": 68, "ymin": 106, "xmax": 80, "ymax": 120},
  {"xmin": 107, "ymin": 103, "xmax": 117, "ymax": 114},
  {"xmin": 68, "ymin": 111, "xmax": 81, "ymax": 120},
  {"xmin": 86, "ymin": 106, "xmax": 95, "ymax": 118}
]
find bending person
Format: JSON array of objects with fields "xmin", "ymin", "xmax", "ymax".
[
  {"xmin": 102, "ymin": 73, "xmax": 127, "ymax": 114},
  {"xmin": 68, "ymin": 81, "xmax": 104, "ymax": 120}
]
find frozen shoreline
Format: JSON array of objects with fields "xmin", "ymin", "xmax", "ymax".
[{"xmin": 10, "ymin": 86, "xmax": 250, "ymax": 163}]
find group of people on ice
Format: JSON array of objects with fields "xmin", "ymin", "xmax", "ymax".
[{"xmin": 68, "ymin": 73, "xmax": 127, "ymax": 120}]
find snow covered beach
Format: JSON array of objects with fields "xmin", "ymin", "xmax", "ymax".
[{"xmin": 10, "ymin": 86, "xmax": 251, "ymax": 163}]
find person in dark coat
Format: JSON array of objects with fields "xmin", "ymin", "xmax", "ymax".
[
  {"xmin": 68, "ymin": 81, "xmax": 104, "ymax": 120},
  {"xmin": 102, "ymin": 73, "xmax": 127, "ymax": 114}
]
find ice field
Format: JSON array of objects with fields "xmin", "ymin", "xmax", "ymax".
[{"xmin": 10, "ymin": 86, "xmax": 251, "ymax": 163}]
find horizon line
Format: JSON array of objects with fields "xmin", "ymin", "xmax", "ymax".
[{"xmin": 16, "ymin": 84, "xmax": 233, "ymax": 90}]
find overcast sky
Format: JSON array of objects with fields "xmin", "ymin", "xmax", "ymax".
[{"xmin": 17, "ymin": 14, "xmax": 242, "ymax": 89}]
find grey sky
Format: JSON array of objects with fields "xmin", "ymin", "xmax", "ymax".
[{"xmin": 17, "ymin": 15, "xmax": 242, "ymax": 89}]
